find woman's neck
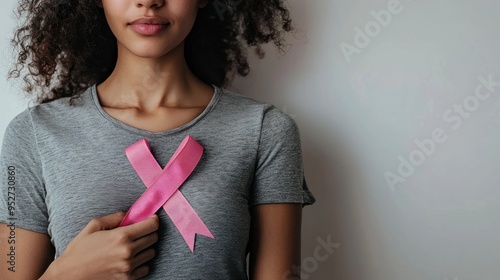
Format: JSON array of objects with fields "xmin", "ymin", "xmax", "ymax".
[{"xmin": 96, "ymin": 42, "xmax": 213, "ymax": 114}]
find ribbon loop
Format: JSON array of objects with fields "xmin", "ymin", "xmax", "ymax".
[{"xmin": 119, "ymin": 135, "xmax": 214, "ymax": 252}]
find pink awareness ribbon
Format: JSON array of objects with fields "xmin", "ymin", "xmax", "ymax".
[{"xmin": 118, "ymin": 135, "xmax": 214, "ymax": 252}]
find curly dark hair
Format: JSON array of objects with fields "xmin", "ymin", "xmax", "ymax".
[{"xmin": 7, "ymin": 0, "xmax": 295, "ymax": 106}]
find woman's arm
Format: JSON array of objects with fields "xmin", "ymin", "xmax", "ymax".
[
  {"xmin": 0, "ymin": 224, "xmax": 54, "ymax": 279},
  {"xmin": 0, "ymin": 212, "xmax": 159, "ymax": 280},
  {"xmin": 248, "ymin": 203, "xmax": 302, "ymax": 280}
]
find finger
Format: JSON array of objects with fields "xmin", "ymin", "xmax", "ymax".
[
  {"xmin": 131, "ymin": 232, "xmax": 158, "ymax": 255},
  {"xmin": 120, "ymin": 214, "xmax": 159, "ymax": 240},
  {"xmin": 131, "ymin": 247, "xmax": 156, "ymax": 271},
  {"xmin": 130, "ymin": 265, "xmax": 150, "ymax": 279},
  {"xmin": 80, "ymin": 212, "xmax": 126, "ymax": 235}
]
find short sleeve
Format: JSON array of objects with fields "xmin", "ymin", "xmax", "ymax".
[
  {"xmin": 0, "ymin": 108, "xmax": 49, "ymax": 234},
  {"xmin": 250, "ymin": 105, "xmax": 316, "ymax": 207}
]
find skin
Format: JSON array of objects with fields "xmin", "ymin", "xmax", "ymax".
[
  {"xmin": 0, "ymin": 0, "xmax": 303, "ymax": 279},
  {"xmin": 96, "ymin": 0, "xmax": 215, "ymax": 131},
  {"xmin": 0, "ymin": 213, "xmax": 160, "ymax": 280},
  {"xmin": 249, "ymin": 204, "xmax": 303, "ymax": 279}
]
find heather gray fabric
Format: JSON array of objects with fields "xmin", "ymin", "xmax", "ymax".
[{"xmin": 0, "ymin": 83, "xmax": 315, "ymax": 279}]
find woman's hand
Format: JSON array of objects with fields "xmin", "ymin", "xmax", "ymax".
[{"xmin": 40, "ymin": 211, "xmax": 159, "ymax": 280}]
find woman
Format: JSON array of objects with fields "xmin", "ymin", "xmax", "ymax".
[{"xmin": 0, "ymin": 0, "xmax": 315, "ymax": 279}]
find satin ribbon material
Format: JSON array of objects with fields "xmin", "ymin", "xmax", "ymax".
[{"xmin": 119, "ymin": 135, "xmax": 214, "ymax": 252}]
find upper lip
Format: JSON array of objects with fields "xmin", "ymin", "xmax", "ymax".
[{"xmin": 129, "ymin": 17, "xmax": 169, "ymax": 25}]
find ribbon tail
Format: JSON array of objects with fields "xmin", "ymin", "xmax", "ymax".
[{"xmin": 163, "ymin": 191, "xmax": 215, "ymax": 252}]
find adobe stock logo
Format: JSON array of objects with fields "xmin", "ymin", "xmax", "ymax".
[
  {"xmin": 340, "ymin": 0, "xmax": 410, "ymax": 63},
  {"xmin": 281, "ymin": 235, "xmax": 340, "ymax": 280},
  {"xmin": 385, "ymin": 74, "xmax": 500, "ymax": 191}
]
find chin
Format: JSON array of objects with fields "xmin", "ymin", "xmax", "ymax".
[
  {"xmin": 128, "ymin": 40, "xmax": 183, "ymax": 58},
  {"xmin": 127, "ymin": 45, "xmax": 176, "ymax": 59},
  {"xmin": 134, "ymin": 51, "xmax": 171, "ymax": 59}
]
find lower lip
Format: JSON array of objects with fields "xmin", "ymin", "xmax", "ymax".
[{"xmin": 129, "ymin": 23, "xmax": 169, "ymax": 35}]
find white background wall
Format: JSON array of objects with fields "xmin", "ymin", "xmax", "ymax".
[{"xmin": 2, "ymin": 0, "xmax": 499, "ymax": 279}]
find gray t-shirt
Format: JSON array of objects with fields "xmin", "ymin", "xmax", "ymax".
[{"xmin": 0, "ymin": 83, "xmax": 315, "ymax": 279}]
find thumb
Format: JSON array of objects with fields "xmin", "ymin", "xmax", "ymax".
[{"xmin": 81, "ymin": 211, "xmax": 127, "ymax": 235}]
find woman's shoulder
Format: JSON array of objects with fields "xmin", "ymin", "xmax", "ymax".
[
  {"xmin": 3, "ymin": 107, "xmax": 32, "ymax": 139},
  {"xmin": 217, "ymin": 86, "xmax": 296, "ymax": 125},
  {"xmin": 29, "ymin": 91, "xmax": 89, "ymax": 116},
  {"xmin": 26, "ymin": 86, "xmax": 92, "ymax": 122},
  {"xmin": 2, "ymin": 88, "xmax": 93, "ymax": 144},
  {"xmin": 217, "ymin": 86, "xmax": 268, "ymax": 107}
]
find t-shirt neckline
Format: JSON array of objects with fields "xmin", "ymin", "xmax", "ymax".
[{"xmin": 90, "ymin": 83, "xmax": 222, "ymax": 137}]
